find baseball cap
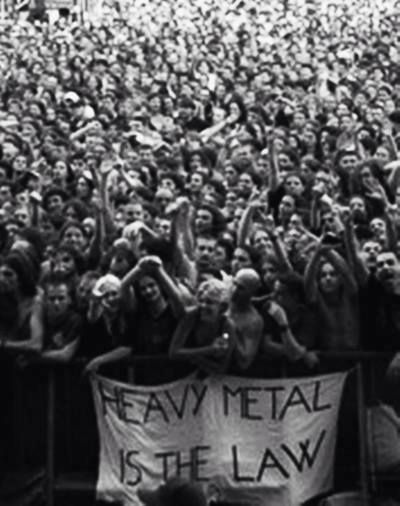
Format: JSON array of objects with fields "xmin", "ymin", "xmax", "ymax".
[
  {"xmin": 64, "ymin": 91, "xmax": 81, "ymax": 104},
  {"xmin": 137, "ymin": 477, "xmax": 207, "ymax": 506}
]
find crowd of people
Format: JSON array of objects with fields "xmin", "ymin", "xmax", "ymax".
[{"xmin": 1, "ymin": 0, "xmax": 400, "ymax": 385}]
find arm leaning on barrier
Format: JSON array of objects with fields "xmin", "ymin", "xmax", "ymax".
[
  {"xmin": 84, "ymin": 346, "xmax": 132, "ymax": 375},
  {"xmin": 42, "ymin": 337, "xmax": 80, "ymax": 363}
]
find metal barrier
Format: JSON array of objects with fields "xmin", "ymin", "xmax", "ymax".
[{"xmin": 2, "ymin": 352, "xmax": 396, "ymax": 506}]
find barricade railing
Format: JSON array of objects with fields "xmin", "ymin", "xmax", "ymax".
[{"xmin": 2, "ymin": 351, "xmax": 397, "ymax": 506}]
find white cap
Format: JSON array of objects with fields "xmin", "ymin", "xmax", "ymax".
[{"xmin": 64, "ymin": 91, "xmax": 80, "ymax": 104}]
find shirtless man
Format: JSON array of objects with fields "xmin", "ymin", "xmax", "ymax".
[{"xmin": 228, "ymin": 268, "xmax": 264, "ymax": 371}]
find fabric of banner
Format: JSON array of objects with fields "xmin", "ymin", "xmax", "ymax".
[{"xmin": 91, "ymin": 371, "xmax": 348, "ymax": 506}]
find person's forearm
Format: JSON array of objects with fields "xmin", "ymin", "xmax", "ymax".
[
  {"xmin": 5, "ymin": 339, "xmax": 42, "ymax": 353},
  {"xmin": 310, "ymin": 199, "xmax": 321, "ymax": 232},
  {"xmin": 237, "ymin": 206, "xmax": 255, "ymax": 247},
  {"xmin": 172, "ymin": 345, "xmax": 217, "ymax": 359},
  {"xmin": 385, "ymin": 133, "xmax": 398, "ymax": 160},
  {"xmin": 304, "ymin": 248, "xmax": 321, "ymax": 302},
  {"xmin": 263, "ymin": 338, "xmax": 287, "ymax": 357},
  {"xmin": 99, "ymin": 177, "xmax": 116, "ymax": 237},
  {"xmin": 42, "ymin": 339, "xmax": 79, "ymax": 363},
  {"xmin": 90, "ymin": 346, "xmax": 131, "ymax": 367},
  {"xmin": 87, "ymin": 213, "xmax": 103, "ymax": 269},
  {"xmin": 269, "ymin": 142, "xmax": 280, "ymax": 191},
  {"xmin": 199, "ymin": 118, "xmax": 229, "ymax": 144},
  {"xmin": 178, "ymin": 212, "xmax": 195, "ymax": 259},
  {"xmin": 282, "ymin": 329, "xmax": 307, "ymax": 361},
  {"xmin": 70, "ymin": 124, "xmax": 92, "ymax": 141},
  {"xmin": 385, "ymin": 214, "xmax": 398, "ymax": 253},
  {"xmin": 121, "ymin": 266, "xmax": 142, "ymax": 291},
  {"xmin": 155, "ymin": 268, "xmax": 184, "ymax": 318},
  {"xmin": 344, "ymin": 221, "xmax": 369, "ymax": 285},
  {"xmin": 271, "ymin": 235, "xmax": 293, "ymax": 273}
]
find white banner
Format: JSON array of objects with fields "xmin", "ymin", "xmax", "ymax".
[{"xmin": 91, "ymin": 372, "xmax": 348, "ymax": 506}]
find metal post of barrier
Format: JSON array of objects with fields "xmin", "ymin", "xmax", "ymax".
[
  {"xmin": 356, "ymin": 362, "xmax": 369, "ymax": 503},
  {"xmin": 46, "ymin": 367, "xmax": 55, "ymax": 506}
]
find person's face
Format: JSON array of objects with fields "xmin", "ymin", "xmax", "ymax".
[
  {"xmin": 0, "ymin": 185, "xmax": 12, "ymax": 206},
  {"xmin": 252, "ymin": 229, "xmax": 271, "ymax": 254},
  {"xmin": 197, "ymin": 289, "xmax": 222, "ymax": 323},
  {"xmin": 195, "ymin": 237, "xmax": 216, "ymax": 270},
  {"xmin": 53, "ymin": 251, "xmax": 76, "ymax": 277},
  {"xmin": 139, "ymin": 275, "xmax": 162, "ymax": 304},
  {"xmin": 70, "ymin": 158, "xmax": 86, "ymax": 176},
  {"xmin": 195, "ymin": 209, "xmax": 213, "ymax": 234},
  {"xmin": 47, "ymin": 194, "xmax": 64, "ymax": 214},
  {"xmin": 229, "ymin": 102, "xmax": 241, "ymax": 118},
  {"xmin": 154, "ymin": 217, "xmax": 171, "ymax": 240},
  {"xmin": 189, "ymin": 173, "xmax": 204, "ymax": 193},
  {"xmin": 14, "ymin": 207, "xmax": 30, "ymax": 227},
  {"xmin": 149, "ymin": 96, "xmax": 161, "ymax": 113},
  {"xmin": 139, "ymin": 148, "xmax": 153, "ymax": 164},
  {"xmin": 324, "ymin": 96, "xmax": 337, "ymax": 112},
  {"xmin": 350, "ymin": 197, "xmax": 366, "ymax": 220},
  {"xmin": 284, "ymin": 228, "xmax": 302, "ymax": 251},
  {"xmin": 375, "ymin": 146, "xmax": 390, "ymax": 164},
  {"xmin": 155, "ymin": 190, "xmax": 173, "ymax": 211},
  {"xmin": 21, "ymin": 122, "xmax": 36, "ymax": 142},
  {"xmin": 2, "ymin": 142, "xmax": 19, "ymax": 163},
  {"xmin": 76, "ymin": 276, "xmax": 97, "ymax": 310},
  {"xmin": 214, "ymin": 245, "xmax": 229, "ymax": 271},
  {"xmin": 62, "ymin": 226, "xmax": 87, "ymax": 251},
  {"xmin": 231, "ymin": 248, "xmax": 251, "ymax": 275},
  {"xmin": 102, "ymin": 288, "xmax": 121, "ymax": 313},
  {"xmin": 370, "ymin": 218, "xmax": 386, "ymax": 240},
  {"xmin": 76, "ymin": 177, "xmax": 91, "ymax": 198},
  {"xmin": 277, "ymin": 153, "xmax": 292, "ymax": 171},
  {"xmin": 278, "ymin": 195, "xmax": 295, "ymax": 220},
  {"xmin": 237, "ymin": 173, "xmax": 254, "ymax": 198},
  {"xmin": 319, "ymin": 262, "xmax": 340, "ymax": 294},
  {"xmin": 179, "ymin": 105, "xmax": 193, "ymax": 121},
  {"xmin": 53, "ymin": 161, "xmax": 68, "ymax": 182},
  {"xmin": 65, "ymin": 206, "xmax": 79, "ymax": 222},
  {"xmin": 340, "ymin": 155, "xmax": 357, "ymax": 172},
  {"xmin": 114, "ymin": 212, "xmax": 126, "ymax": 233},
  {"xmin": 261, "ymin": 261, "xmax": 278, "ymax": 290},
  {"xmin": 284, "ymin": 176, "xmax": 304, "ymax": 197},
  {"xmin": 45, "ymin": 284, "xmax": 71, "ymax": 320},
  {"xmin": 292, "ymin": 111, "xmax": 306, "ymax": 129},
  {"xmin": 376, "ymin": 252, "xmax": 398, "ymax": 285},
  {"xmin": 124, "ymin": 204, "xmax": 143, "ymax": 223},
  {"xmin": 361, "ymin": 241, "xmax": 382, "ymax": 270},
  {"xmin": 224, "ymin": 165, "xmax": 238, "ymax": 186},
  {"xmin": 0, "ymin": 265, "xmax": 18, "ymax": 289},
  {"xmin": 13, "ymin": 155, "xmax": 28, "ymax": 175}
]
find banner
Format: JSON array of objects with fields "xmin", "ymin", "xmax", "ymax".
[{"xmin": 91, "ymin": 372, "xmax": 348, "ymax": 506}]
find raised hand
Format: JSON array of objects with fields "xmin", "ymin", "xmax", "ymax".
[{"xmin": 138, "ymin": 255, "xmax": 163, "ymax": 272}]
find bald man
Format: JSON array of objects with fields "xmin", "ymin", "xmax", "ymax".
[{"xmin": 228, "ymin": 268, "xmax": 264, "ymax": 371}]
